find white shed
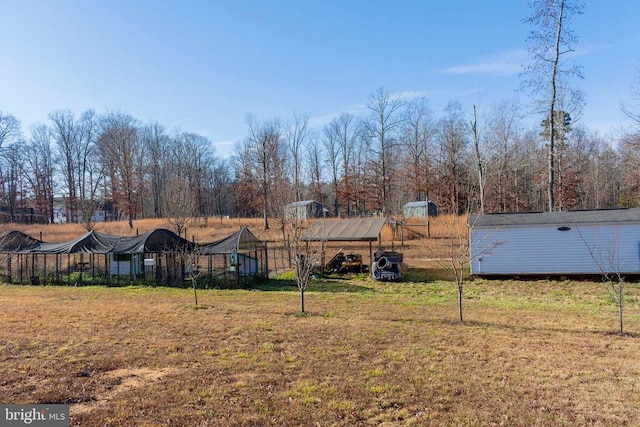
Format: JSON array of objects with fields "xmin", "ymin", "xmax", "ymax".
[{"xmin": 469, "ymin": 209, "xmax": 640, "ymax": 277}]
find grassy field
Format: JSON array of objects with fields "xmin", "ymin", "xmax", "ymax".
[{"xmin": 2, "ymin": 277, "xmax": 640, "ymax": 426}]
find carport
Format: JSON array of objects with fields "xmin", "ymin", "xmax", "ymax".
[{"xmin": 300, "ymin": 218, "xmax": 388, "ymax": 269}]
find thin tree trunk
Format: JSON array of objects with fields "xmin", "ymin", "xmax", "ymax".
[{"xmin": 548, "ymin": 0, "xmax": 565, "ymax": 211}]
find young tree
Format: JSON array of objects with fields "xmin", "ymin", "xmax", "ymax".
[
  {"xmin": 288, "ymin": 219, "xmax": 324, "ymax": 314},
  {"xmin": 576, "ymin": 227, "xmax": 627, "ymax": 335},
  {"xmin": 522, "ymin": 0, "xmax": 584, "ymax": 211}
]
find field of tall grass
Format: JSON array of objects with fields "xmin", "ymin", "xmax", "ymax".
[{"xmin": 1, "ymin": 214, "xmax": 465, "ymax": 243}]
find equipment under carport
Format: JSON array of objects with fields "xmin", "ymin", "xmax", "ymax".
[{"xmin": 325, "ymin": 251, "xmax": 367, "ymax": 274}]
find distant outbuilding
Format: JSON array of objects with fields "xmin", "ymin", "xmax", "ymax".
[
  {"xmin": 403, "ymin": 201, "xmax": 437, "ymax": 218},
  {"xmin": 285, "ymin": 200, "xmax": 327, "ymax": 220},
  {"xmin": 469, "ymin": 209, "xmax": 640, "ymax": 278}
]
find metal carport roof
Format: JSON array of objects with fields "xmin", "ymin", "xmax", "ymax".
[{"xmin": 301, "ymin": 218, "xmax": 387, "ymax": 241}]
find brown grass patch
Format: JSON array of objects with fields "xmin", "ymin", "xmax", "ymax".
[{"xmin": 1, "ymin": 279, "xmax": 640, "ymax": 425}]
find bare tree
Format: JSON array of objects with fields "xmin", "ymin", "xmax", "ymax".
[
  {"xmin": 622, "ymin": 64, "xmax": 640, "ymax": 126},
  {"xmin": 471, "ymin": 106, "xmax": 486, "ymax": 213},
  {"xmin": 209, "ymin": 160, "xmax": 233, "ymax": 216},
  {"xmin": 164, "ymin": 176, "xmax": 197, "ymax": 238},
  {"xmin": 522, "ymin": 0, "xmax": 584, "ymax": 211},
  {"xmin": 50, "ymin": 109, "xmax": 81, "ymax": 222},
  {"xmin": 288, "ymin": 219, "xmax": 325, "ymax": 314},
  {"xmin": 322, "ymin": 119, "xmax": 341, "ymax": 217},
  {"xmin": 400, "ymin": 97, "xmax": 434, "ymax": 204},
  {"xmin": 576, "ymin": 227, "xmax": 627, "ymax": 335},
  {"xmin": 77, "ymin": 111, "xmax": 104, "ymax": 230},
  {"xmin": 365, "ymin": 88, "xmax": 406, "ymax": 215},
  {"xmin": 285, "ymin": 114, "xmax": 310, "ymax": 203},
  {"xmin": 245, "ymin": 116, "xmax": 284, "ymax": 230},
  {"xmin": 141, "ymin": 122, "xmax": 170, "ymax": 218},
  {"xmin": 431, "ymin": 214, "xmax": 472, "ymax": 323},
  {"xmin": 231, "ymin": 139, "xmax": 262, "ymax": 218},
  {"xmin": 22, "ymin": 124, "xmax": 55, "ymax": 223},
  {"xmin": 306, "ymin": 134, "xmax": 324, "ymax": 204},
  {"xmin": 0, "ymin": 112, "xmax": 21, "ymax": 149},
  {"xmin": 434, "ymin": 101, "xmax": 471, "ymax": 214},
  {"xmin": 483, "ymin": 100, "xmax": 524, "ymax": 212},
  {"xmin": 98, "ymin": 112, "xmax": 143, "ymax": 229}
]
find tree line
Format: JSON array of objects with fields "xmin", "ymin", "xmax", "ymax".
[{"xmin": 0, "ymin": 85, "xmax": 638, "ymax": 231}]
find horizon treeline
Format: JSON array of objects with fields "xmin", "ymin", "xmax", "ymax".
[{"xmin": 1, "ymin": 87, "xmax": 639, "ymax": 229}]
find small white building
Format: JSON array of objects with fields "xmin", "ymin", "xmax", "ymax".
[
  {"xmin": 285, "ymin": 200, "xmax": 326, "ymax": 220},
  {"xmin": 469, "ymin": 209, "xmax": 640, "ymax": 277},
  {"xmin": 403, "ymin": 201, "xmax": 438, "ymax": 218},
  {"xmin": 109, "ymin": 253, "xmax": 144, "ymax": 276}
]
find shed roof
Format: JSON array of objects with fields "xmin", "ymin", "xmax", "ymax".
[
  {"xmin": 197, "ymin": 226, "xmax": 263, "ymax": 254},
  {"xmin": 404, "ymin": 201, "xmax": 435, "ymax": 207},
  {"xmin": 301, "ymin": 218, "xmax": 387, "ymax": 241},
  {"xmin": 286, "ymin": 200, "xmax": 322, "ymax": 207},
  {"xmin": 469, "ymin": 208, "xmax": 640, "ymax": 228}
]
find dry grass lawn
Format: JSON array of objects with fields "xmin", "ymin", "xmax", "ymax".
[{"xmin": 2, "ymin": 278, "xmax": 640, "ymax": 426}]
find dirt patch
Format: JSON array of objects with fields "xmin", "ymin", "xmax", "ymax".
[{"xmin": 72, "ymin": 367, "xmax": 175, "ymax": 415}]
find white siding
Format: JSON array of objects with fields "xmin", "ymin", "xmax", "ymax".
[{"xmin": 470, "ymin": 223, "xmax": 640, "ymax": 275}]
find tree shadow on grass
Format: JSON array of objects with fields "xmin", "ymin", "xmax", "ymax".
[
  {"xmin": 248, "ymin": 277, "xmax": 373, "ymax": 293},
  {"xmin": 440, "ymin": 318, "xmax": 640, "ymax": 338}
]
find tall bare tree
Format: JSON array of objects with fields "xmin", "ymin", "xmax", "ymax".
[
  {"xmin": 50, "ymin": 109, "xmax": 81, "ymax": 222},
  {"xmin": 285, "ymin": 114, "xmax": 310, "ymax": 203},
  {"xmin": 522, "ymin": 0, "xmax": 584, "ymax": 211},
  {"xmin": 306, "ymin": 134, "xmax": 324, "ymax": 204},
  {"xmin": 622, "ymin": 65, "xmax": 640, "ymax": 126},
  {"xmin": 365, "ymin": 88, "xmax": 406, "ymax": 215},
  {"xmin": 434, "ymin": 101, "xmax": 470, "ymax": 214},
  {"xmin": 141, "ymin": 122, "xmax": 170, "ymax": 218},
  {"xmin": 77, "ymin": 110, "xmax": 104, "ymax": 230},
  {"xmin": 244, "ymin": 116, "xmax": 284, "ymax": 230},
  {"xmin": 23, "ymin": 124, "xmax": 55, "ymax": 223},
  {"xmin": 400, "ymin": 97, "xmax": 434, "ymax": 204},
  {"xmin": 0, "ymin": 112, "xmax": 20, "ymax": 149},
  {"xmin": 323, "ymin": 113, "xmax": 362, "ymax": 217},
  {"xmin": 231, "ymin": 139, "xmax": 262, "ymax": 218},
  {"xmin": 0, "ymin": 113, "xmax": 22, "ymax": 218},
  {"xmin": 98, "ymin": 112, "xmax": 143, "ymax": 229}
]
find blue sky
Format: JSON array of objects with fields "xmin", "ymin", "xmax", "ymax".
[{"xmin": 1, "ymin": 1, "xmax": 639, "ymax": 158}]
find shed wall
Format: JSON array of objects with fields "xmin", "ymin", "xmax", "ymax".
[{"xmin": 470, "ymin": 223, "xmax": 640, "ymax": 275}]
